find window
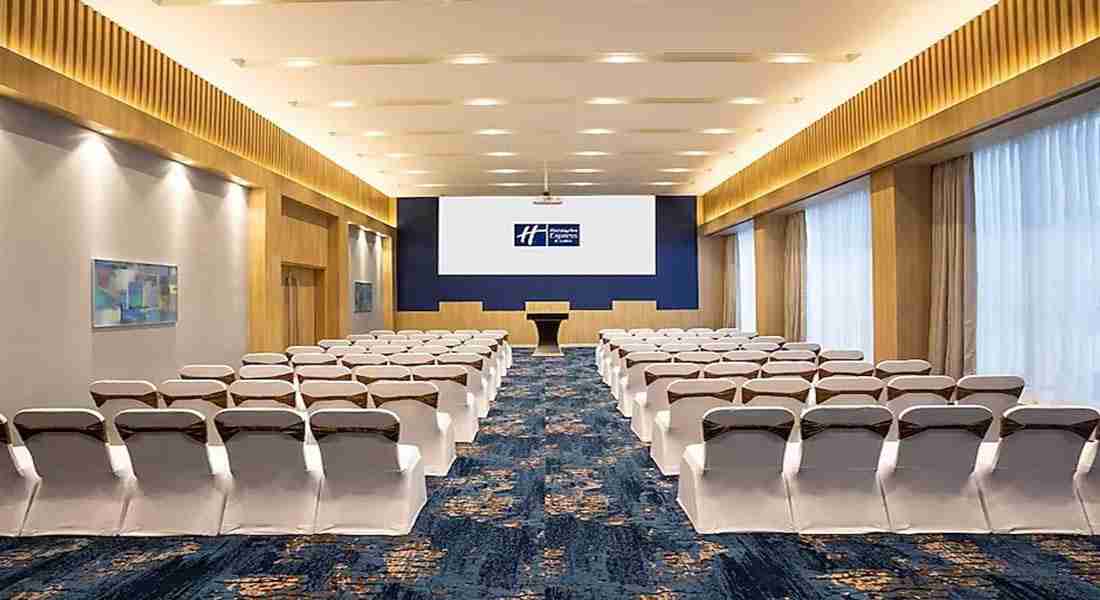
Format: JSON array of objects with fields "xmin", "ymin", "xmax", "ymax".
[{"xmin": 734, "ymin": 221, "xmax": 756, "ymax": 331}]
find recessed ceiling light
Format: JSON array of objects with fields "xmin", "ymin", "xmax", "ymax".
[
  {"xmin": 494, "ymin": 182, "xmax": 531, "ymax": 187},
  {"xmin": 729, "ymin": 96, "xmax": 766, "ymax": 105},
  {"xmin": 450, "ymin": 53, "xmax": 494, "ymax": 65},
  {"xmin": 485, "ymin": 151, "xmax": 518, "ymax": 157},
  {"xmin": 599, "ymin": 52, "xmax": 646, "ymax": 64},
  {"xmin": 328, "ymin": 100, "xmax": 357, "ymax": 109},
  {"xmin": 700, "ymin": 128, "xmax": 736, "ymax": 135},
  {"xmin": 586, "ymin": 97, "xmax": 628, "ymax": 105},
  {"xmin": 418, "ymin": 183, "xmax": 448, "ymax": 188},
  {"xmin": 488, "ymin": 169, "xmax": 527, "ymax": 174},
  {"xmin": 363, "ymin": 131, "xmax": 387, "ymax": 137},
  {"xmin": 579, "ymin": 128, "xmax": 615, "ymax": 135},
  {"xmin": 466, "ymin": 98, "xmax": 504, "ymax": 107},
  {"xmin": 649, "ymin": 181, "xmax": 681, "ymax": 186},
  {"xmin": 567, "ymin": 182, "xmax": 597, "ymax": 186},
  {"xmin": 677, "ymin": 150, "xmax": 712, "ymax": 156},
  {"xmin": 476, "ymin": 129, "xmax": 512, "ymax": 136},
  {"xmin": 770, "ymin": 53, "xmax": 814, "ymax": 64},
  {"xmin": 385, "ymin": 153, "xmax": 412, "ymax": 159},
  {"xmin": 574, "ymin": 151, "xmax": 611, "ymax": 157},
  {"xmin": 660, "ymin": 168, "xmax": 694, "ymax": 173},
  {"xmin": 404, "ymin": 170, "xmax": 431, "ymax": 175},
  {"xmin": 284, "ymin": 58, "xmax": 318, "ymax": 69},
  {"xmin": 567, "ymin": 168, "xmax": 604, "ymax": 173}
]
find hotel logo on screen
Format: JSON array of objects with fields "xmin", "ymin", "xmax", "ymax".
[{"xmin": 514, "ymin": 223, "xmax": 581, "ymax": 247}]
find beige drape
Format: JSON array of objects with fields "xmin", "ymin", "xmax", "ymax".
[
  {"xmin": 723, "ymin": 234, "xmax": 738, "ymax": 328},
  {"xmin": 929, "ymin": 154, "xmax": 977, "ymax": 378},
  {"xmin": 784, "ymin": 211, "xmax": 806, "ymax": 341}
]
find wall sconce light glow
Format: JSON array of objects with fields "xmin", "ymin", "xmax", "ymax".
[
  {"xmin": 404, "ymin": 170, "xmax": 431, "ymax": 175},
  {"xmin": 660, "ymin": 168, "xmax": 694, "ymax": 173},
  {"xmin": 649, "ymin": 181, "xmax": 680, "ymax": 186},
  {"xmin": 466, "ymin": 98, "xmax": 504, "ymax": 107},
  {"xmin": 586, "ymin": 97, "xmax": 628, "ymax": 105},
  {"xmin": 567, "ymin": 182, "xmax": 597, "ymax": 186},
  {"xmin": 475, "ymin": 129, "xmax": 512, "ymax": 136},
  {"xmin": 700, "ymin": 128, "xmax": 736, "ymax": 135},
  {"xmin": 485, "ymin": 151, "xmax": 518, "ymax": 157},
  {"xmin": 728, "ymin": 97, "xmax": 766, "ymax": 105},
  {"xmin": 450, "ymin": 53, "xmax": 494, "ymax": 65},
  {"xmin": 328, "ymin": 100, "xmax": 357, "ymax": 109},
  {"xmin": 284, "ymin": 58, "xmax": 318, "ymax": 69},
  {"xmin": 573, "ymin": 151, "xmax": 610, "ymax": 157},
  {"xmin": 599, "ymin": 52, "xmax": 646, "ymax": 64},
  {"xmin": 215, "ymin": 0, "xmax": 259, "ymax": 5},
  {"xmin": 418, "ymin": 183, "xmax": 448, "ymax": 187},
  {"xmin": 770, "ymin": 53, "xmax": 814, "ymax": 64},
  {"xmin": 385, "ymin": 153, "xmax": 412, "ymax": 159},
  {"xmin": 567, "ymin": 168, "xmax": 604, "ymax": 173},
  {"xmin": 579, "ymin": 128, "xmax": 615, "ymax": 135},
  {"xmin": 677, "ymin": 150, "xmax": 712, "ymax": 156},
  {"xmin": 494, "ymin": 182, "xmax": 530, "ymax": 187},
  {"xmin": 363, "ymin": 130, "xmax": 387, "ymax": 137},
  {"xmin": 488, "ymin": 169, "xmax": 526, "ymax": 174}
]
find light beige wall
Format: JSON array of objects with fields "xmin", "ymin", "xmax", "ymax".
[{"xmin": 348, "ymin": 225, "xmax": 385, "ymax": 334}]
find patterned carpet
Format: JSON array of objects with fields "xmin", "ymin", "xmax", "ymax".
[{"xmin": 3, "ymin": 349, "xmax": 1100, "ymax": 598}]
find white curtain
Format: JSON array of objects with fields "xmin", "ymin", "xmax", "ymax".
[
  {"xmin": 734, "ymin": 221, "xmax": 756, "ymax": 331},
  {"xmin": 804, "ymin": 179, "xmax": 874, "ymax": 358},
  {"xmin": 974, "ymin": 108, "xmax": 1100, "ymax": 405}
]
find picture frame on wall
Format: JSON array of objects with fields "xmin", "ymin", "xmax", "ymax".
[
  {"xmin": 354, "ymin": 280, "xmax": 373, "ymax": 313},
  {"xmin": 92, "ymin": 259, "xmax": 178, "ymax": 328}
]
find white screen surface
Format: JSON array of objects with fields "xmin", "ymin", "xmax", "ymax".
[{"xmin": 438, "ymin": 196, "xmax": 656, "ymax": 275}]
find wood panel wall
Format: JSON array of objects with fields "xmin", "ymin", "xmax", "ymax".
[{"xmin": 702, "ymin": 0, "xmax": 1100, "ymax": 233}]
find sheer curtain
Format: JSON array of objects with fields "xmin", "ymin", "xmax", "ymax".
[
  {"xmin": 723, "ymin": 235, "xmax": 738, "ymax": 328},
  {"xmin": 974, "ymin": 108, "xmax": 1100, "ymax": 405},
  {"xmin": 804, "ymin": 179, "xmax": 874, "ymax": 358},
  {"xmin": 734, "ymin": 221, "xmax": 756, "ymax": 331}
]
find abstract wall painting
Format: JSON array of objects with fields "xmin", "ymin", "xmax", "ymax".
[
  {"xmin": 354, "ymin": 280, "xmax": 373, "ymax": 313},
  {"xmin": 93, "ymin": 259, "xmax": 178, "ymax": 328}
]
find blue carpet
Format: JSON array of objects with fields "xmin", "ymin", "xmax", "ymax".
[{"xmin": 2, "ymin": 348, "xmax": 1100, "ymax": 598}]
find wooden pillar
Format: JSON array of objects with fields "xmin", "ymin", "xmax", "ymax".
[
  {"xmin": 327, "ymin": 219, "xmax": 350, "ymax": 338},
  {"xmin": 753, "ymin": 212, "xmax": 787, "ymax": 336},
  {"xmin": 871, "ymin": 165, "xmax": 932, "ymax": 362},
  {"xmin": 381, "ymin": 233, "xmax": 397, "ymax": 330},
  {"xmin": 247, "ymin": 182, "xmax": 284, "ymax": 352}
]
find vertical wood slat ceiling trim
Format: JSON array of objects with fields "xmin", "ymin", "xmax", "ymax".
[
  {"xmin": 0, "ymin": 0, "xmax": 394, "ymax": 225},
  {"xmin": 702, "ymin": 0, "xmax": 1100, "ymax": 226}
]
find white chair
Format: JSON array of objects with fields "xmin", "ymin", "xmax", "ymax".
[
  {"xmin": 783, "ymin": 342, "xmax": 821, "ymax": 355},
  {"xmin": 460, "ymin": 345, "xmax": 499, "ymax": 402},
  {"xmin": 700, "ymin": 342, "xmax": 741, "ymax": 353},
  {"xmin": 678, "ymin": 407, "xmax": 797, "ymax": 533},
  {"xmin": 327, "ymin": 345, "xmax": 366, "ymax": 358},
  {"xmin": 370, "ymin": 329, "xmax": 396, "ymax": 336},
  {"xmin": 956, "ymin": 375, "xmax": 1026, "ymax": 441},
  {"xmin": 485, "ymin": 330, "xmax": 515, "ymax": 369},
  {"xmin": 215, "ymin": 408, "xmax": 320, "ymax": 534},
  {"xmin": 286, "ymin": 345, "xmax": 324, "ymax": 358},
  {"xmin": 814, "ymin": 376, "xmax": 885, "ymax": 406},
  {"xmin": 15, "ymin": 409, "xmax": 127, "ymax": 535},
  {"xmin": 601, "ymin": 337, "xmax": 636, "ymax": 384},
  {"xmin": 674, "ymin": 351, "xmax": 721, "ymax": 366},
  {"xmin": 179, "ymin": 364, "xmax": 236, "ymax": 385},
  {"xmin": 238, "ymin": 364, "xmax": 295, "ymax": 382},
  {"xmin": 353, "ymin": 365, "xmax": 413, "ymax": 387},
  {"xmin": 454, "ymin": 329, "xmax": 480, "ymax": 336},
  {"xmin": 411, "ymin": 345, "xmax": 449, "ymax": 357},
  {"xmin": 115, "ymin": 409, "xmax": 225, "ymax": 536},
  {"xmin": 318, "ymin": 339, "xmax": 351, "ymax": 349},
  {"xmin": 657, "ymin": 342, "xmax": 697, "ymax": 355},
  {"xmin": 619, "ymin": 351, "xmax": 673, "ymax": 418},
  {"xmin": 296, "ymin": 365, "xmax": 353, "ymax": 384},
  {"xmin": 311, "ymin": 409, "xmax": 427, "ymax": 535},
  {"xmin": 770, "ymin": 349, "xmax": 817, "ymax": 363},
  {"xmin": 370, "ymin": 344, "xmax": 409, "ymax": 358},
  {"xmin": 89, "ymin": 380, "xmax": 159, "ymax": 443},
  {"xmin": 159, "ymin": 379, "xmax": 231, "ymax": 417},
  {"xmin": 881, "ymin": 406, "xmax": 993, "ymax": 533},
  {"xmin": 884, "ymin": 375, "xmax": 955, "ymax": 417},
  {"xmin": 818, "ymin": 360, "xmax": 875, "ymax": 378},
  {"xmin": 628, "ymin": 328, "xmax": 655, "ymax": 336},
  {"xmin": 368, "ymin": 381, "xmax": 455, "ymax": 476},
  {"xmin": 741, "ymin": 378, "xmax": 812, "ymax": 415},
  {"xmin": 874, "ymin": 359, "xmax": 932, "ymax": 383},
  {"xmin": 426, "ymin": 330, "xmax": 452, "ymax": 336},
  {"xmin": 743, "ymin": 341, "xmax": 780, "ymax": 353},
  {"xmin": 789, "ymin": 405, "xmax": 893, "ymax": 533},
  {"xmin": 347, "ymin": 334, "xmax": 376, "ymax": 343},
  {"xmin": 340, "ymin": 353, "xmax": 389, "ymax": 369},
  {"xmin": 0, "ymin": 415, "xmax": 35, "ymax": 536},
  {"xmin": 612, "ymin": 343, "xmax": 657, "ymax": 401},
  {"xmin": 760, "ymin": 361, "xmax": 817, "ymax": 382},
  {"xmin": 407, "ymin": 334, "xmax": 437, "ymax": 344},
  {"xmin": 702, "ymin": 362, "xmax": 760, "ymax": 402},
  {"xmin": 388, "ymin": 353, "xmax": 437, "ymax": 368},
  {"xmin": 631, "ymin": 363, "xmax": 701, "ymax": 443},
  {"xmin": 754, "ymin": 336, "xmax": 786, "ymax": 345},
  {"xmin": 413, "ymin": 365, "xmax": 478, "ymax": 443},
  {"xmin": 241, "ymin": 352, "xmax": 289, "ymax": 366},
  {"xmin": 657, "ymin": 327, "xmax": 685, "ymax": 336},
  {"xmin": 471, "ymin": 337, "xmax": 505, "ymax": 386},
  {"xmin": 229, "ymin": 380, "xmax": 298, "ymax": 409},
  {"xmin": 820, "ymin": 349, "xmax": 864, "ymax": 362},
  {"xmin": 981, "ymin": 406, "xmax": 1097, "ymax": 534},
  {"xmin": 720, "ymin": 336, "xmax": 752, "ymax": 346},
  {"xmin": 687, "ymin": 327, "xmax": 714, "ymax": 334},
  {"xmin": 290, "ymin": 353, "xmax": 338, "ymax": 372},
  {"xmin": 715, "ymin": 328, "xmax": 741, "ymax": 336},
  {"xmin": 438, "ymin": 353, "xmax": 492, "ymax": 418},
  {"xmin": 436, "ymin": 338, "xmax": 464, "ymax": 349},
  {"xmin": 651, "ymin": 379, "xmax": 737, "ymax": 476},
  {"xmin": 721, "ymin": 350, "xmax": 769, "ymax": 365},
  {"xmin": 597, "ymin": 329, "xmax": 627, "ymax": 372},
  {"xmin": 397, "ymin": 330, "xmax": 424, "ymax": 336},
  {"xmin": 300, "ymin": 381, "xmax": 370, "ymax": 412},
  {"xmin": 447, "ymin": 333, "xmax": 474, "ymax": 342}
]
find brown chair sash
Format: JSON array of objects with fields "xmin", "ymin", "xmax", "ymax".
[
  {"xmin": 163, "ymin": 390, "xmax": 230, "ymax": 409},
  {"xmin": 180, "ymin": 373, "xmax": 236, "ymax": 385},
  {"xmin": 412, "ymin": 372, "xmax": 468, "ymax": 386},
  {"xmin": 726, "ymin": 356, "xmax": 768, "ymax": 366},
  {"xmin": 626, "ymin": 357, "xmax": 669, "ymax": 369},
  {"xmin": 312, "ymin": 422, "xmax": 400, "ymax": 442},
  {"xmin": 874, "ymin": 366, "xmax": 932, "ymax": 379},
  {"xmin": 241, "ymin": 371, "xmax": 295, "ymax": 383},
  {"xmin": 89, "ymin": 391, "xmax": 159, "ymax": 408},
  {"xmin": 741, "ymin": 388, "xmax": 811, "ymax": 404},
  {"xmin": 703, "ymin": 420, "xmax": 794, "ymax": 442},
  {"xmin": 474, "ymin": 340, "xmax": 500, "ymax": 351},
  {"xmin": 440, "ymin": 358, "xmax": 484, "ymax": 371},
  {"xmin": 355, "ymin": 375, "xmax": 410, "ymax": 386},
  {"xmin": 704, "ymin": 368, "xmax": 758, "ymax": 380},
  {"xmin": 216, "ymin": 421, "xmax": 306, "ymax": 442},
  {"xmin": 16, "ymin": 421, "xmax": 108, "ymax": 444},
  {"xmin": 116, "ymin": 421, "xmax": 207, "ymax": 444},
  {"xmin": 1000, "ymin": 417, "xmax": 1099, "ymax": 440},
  {"xmin": 761, "ymin": 369, "xmax": 816, "ymax": 382},
  {"xmin": 897, "ymin": 418, "xmax": 993, "ymax": 440},
  {"xmin": 885, "ymin": 385, "xmax": 956, "ymax": 402},
  {"xmin": 464, "ymin": 348, "xmax": 492, "ymax": 358},
  {"xmin": 241, "ymin": 358, "xmax": 288, "ymax": 366},
  {"xmin": 801, "ymin": 418, "xmax": 892, "ymax": 440},
  {"xmin": 667, "ymin": 388, "xmax": 736, "ymax": 405},
  {"xmin": 300, "ymin": 392, "xmax": 371, "ymax": 409},
  {"xmin": 372, "ymin": 392, "xmax": 439, "ymax": 409},
  {"xmin": 231, "ymin": 392, "xmax": 297, "ymax": 408},
  {"xmin": 676, "ymin": 356, "xmax": 720, "ymax": 365},
  {"xmin": 956, "ymin": 386, "xmax": 1025, "ymax": 401},
  {"xmin": 820, "ymin": 366, "xmax": 875, "ymax": 378},
  {"xmin": 644, "ymin": 370, "xmax": 697, "ymax": 386},
  {"xmin": 297, "ymin": 372, "xmax": 354, "ymax": 383},
  {"xmin": 0, "ymin": 424, "xmax": 7, "ymax": 445},
  {"xmin": 814, "ymin": 387, "xmax": 882, "ymax": 405}
]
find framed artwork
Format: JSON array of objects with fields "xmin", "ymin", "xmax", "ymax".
[
  {"xmin": 92, "ymin": 259, "xmax": 178, "ymax": 328},
  {"xmin": 354, "ymin": 280, "xmax": 373, "ymax": 313}
]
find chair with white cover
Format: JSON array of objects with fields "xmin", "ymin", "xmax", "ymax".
[
  {"xmin": 397, "ymin": 330, "xmax": 424, "ymax": 336},
  {"xmin": 678, "ymin": 407, "xmax": 797, "ymax": 533},
  {"xmin": 427, "ymin": 330, "xmax": 452, "ymax": 336},
  {"xmin": 702, "ymin": 362, "xmax": 760, "ymax": 402},
  {"xmin": 770, "ymin": 350, "xmax": 817, "ymax": 363},
  {"xmin": 180, "ymin": 364, "xmax": 236, "ymax": 385},
  {"xmin": 874, "ymin": 359, "xmax": 932, "ymax": 383},
  {"xmin": 15, "ymin": 409, "xmax": 127, "ymax": 535},
  {"xmin": 341, "ymin": 353, "xmax": 389, "ymax": 369},
  {"xmin": 612, "ymin": 343, "xmax": 658, "ymax": 401},
  {"xmin": 471, "ymin": 337, "xmax": 505, "ymax": 385},
  {"xmin": 300, "ymin": 381, "xmax": 370, "ymax": 412},
  {"xmin": 327, "ymin": 345, "xmax": 366, "ymax": 358},
  {"xmin": 459, "ymin": 345, "xmax": 498, "ymax": 402},
  {"xmin": 956, "ymin": 375, "xmax": 1026, "ymax": 441},
  {"xmin": 628, "ymin": 328, "xmax": 655, "ymax": 336},
  {"xmin": 215, "ymin": 408, "xmax": 319, "ymax": 534},
  {"xmin": 389, "ymin": 353, "xmax": 437, "ymax": 368},
  {"xmin": 760, "ymin": 361, "xmax": 817, "ymax": 383},
  {"xmin": 619, "ymin": 351, "xmax": 672, "ymax": 418},
  {"xmin": 631, "ymin": 363, "xmax": 701, "ymax": 443},
  {"xmin": 820, "ymin": 349, "xmax": 864, "ymax": 362},
  {"xmin": 0, "ymin": 415, "xmax": 35, "ymax": 536},
  {"xmin": 755, "ymin": 336, "xmax": 786, "ymax": 345},
  {"xmin": 687, "ymin": 327, "xmax": 714, "ymax": 335},
  {"xmin": 814, "ymin": 376, "xmax": 885, "ymax": 406},
  {"xmin": 115, "ymin": 409, "xmax": 225, "ymax": 536},
  {"xmin": 715, "ymin": 328, "xmax": 741, "ymax": 336},
  {"xmin": 741, "ymin": 378, "xmax": 812, "ymax": 415},
  {"xmin": 311, "ymin": 409, "xmax": 426, "ymax": 535},
  {"xmin": 437, "ymin": 338, "xmax": 464, "ymax": 349},
  {"xmin": 597, "ymin": 329, "xmax": 627, "ymax": 371},
  {"xmin": 229, "ymin": 380, "xmax": 298, "ymax": 409},
  {"xmin": 672, "ymin": 351, "xmax": 719, "ymax": 367},
  {"xmin": 371, "ymin": 344, "xmax": 410, "ymax": 359},
  {"xmin": 657, "ymin": 328, "xmax": 685, "ymax": 336},
  {"xmin": 238, "ymin": 364, "xmax": 295, "ymax": 383},
  {"xmin": 783, "ymin": 342, "xmax": 821, "ymax": 355},
  {"xmin": 743, "ymin": 342, "xmax": 780, "ymax": 353},
  {"xmin": 296, "ymin": 365, "xmax": 353, "ymax": 385},
  {"xmin": 701, "ymin": 342, "xmax": 741, "ymax": 353},
  {"xmin": 454, "ymin": 329, "xmax": 480, "ymax": 336},
  {"xmin": 407, "ymin": 334, "xmax": 437, "ymax": 344},
  {"xmin": 818, "ymin": 361, "xmax": 875, "ymax": 379},
  {"xmin": 602, "ymin": 337, "xmax": 636, "ymax": 384},
  {"xmin": 447, "ymin": 333, "xmax": 474, "ymax": 342},
  {"xmin": 89, "ymin": 380, "xmax": 159, "ymax": 442},
  {"xmin": 438, "ymin": 353, "xmax": 491, "ymax": 418},
  {"xmin": 353, "ymin": 365, "xmax": 413, "ymax": 388},
  {"xmin": 721, "ymin": 350, "xmax": 769, "ymax": 366},
  {"xmin": 981, "ymin": 406, "xmax": 1097, "ymax": 534},
  {"xmin": 318, "ymin": 339, "xmax": 351, "ymax": 349},
  {"xmin": 720, "ymin": 336, "xmax": 752, "ymax": 346},
  {"xmin": 413, "ymin": 365, "xmax": 478, "ymax": 443},
  {"xmin": 159, "ymin": 379, "xmax": 231, "ymax": 417},
  {"xmin": 286, "ymin": 346, "xmax": 324, "ymax": 358},
  {"xmin": 347, "ymin": 334, "xmax": 375, "ymax": 343},
  {"xmin": 482, "ymin": 330, "xmax": 513, "ymax": 371},
  {"xmin": 368, "ymin": 382, "xmax": 455, "ymax": 476},
  {"xmin": 880, "ymin": 406, "xmax": 993, "ymax": 533},
  {"xmin": 651, "ymin": 379, "xmax": 737, "ymax": 475},
  {"xmin": 378, "ymin": 335, "xmax": 409, "ymax": 343},
  {"xmin": 789, "ymin": 406, "xmax": 893, "ymax": 533},
  {"xmin": 411, "ymin": 345, "xmax": 449, "ymax": 357},
  {"xmin": 241, "ymin": 352, "xmax": 289, "ymax": 366},
  {"xmin": 370, "ymin": 329, "xmax": 395, "ymax": 336},
  {"xmin": 883, "ymin": 376, "xmax": 955, "ymax": 418},
  {"xmin": 291, "ymin": 353, "xmax": 339, "ymax": 373}
]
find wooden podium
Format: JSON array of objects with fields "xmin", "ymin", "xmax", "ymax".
[{"xmin": 526, "ymin": 301, "xmax": 569, "ymax": 357}]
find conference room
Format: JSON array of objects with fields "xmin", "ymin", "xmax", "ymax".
[{"xmin": 1, "ymin": 0, "xmax": 1099, "ymax": 597}]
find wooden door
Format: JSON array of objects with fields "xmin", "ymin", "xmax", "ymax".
[{"xmin": 283, "ymin": 266, "xmax": 319, "ymax": 347}]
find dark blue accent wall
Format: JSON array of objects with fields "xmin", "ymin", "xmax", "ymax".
[{"xmin": 397, "ymin": 196, "xmax": 699, "ymax": 311}]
